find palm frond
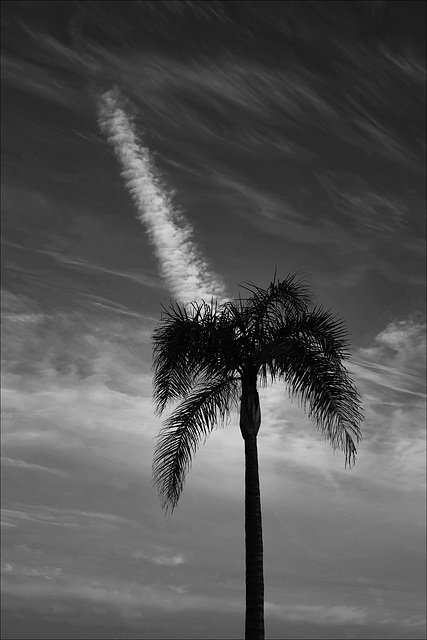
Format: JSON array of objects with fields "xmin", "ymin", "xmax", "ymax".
[
  {"xmin": 152, "ymin": 375, "xmax": 240, "ymax": 512},
  {"xmin": 264, "ymin": 339, "xmax": 363, "ymax": 466},
  {"xmin": 152, "ymin": 299, "xmax": 240, "ymax": 414},
  {"xmin": 257, "ymin": 305, "xmax": 352, "ymax": 379},
  {"xmin": 293, "ymin": 305, "xmax": 352, "ymax": 360},
  {"xmin": 235, "ymin": 274, "xmax": 315, "ymax": 358},
  {"xmin": 239, "ymin": 273, "xmax": 314, "ymax": 320}
]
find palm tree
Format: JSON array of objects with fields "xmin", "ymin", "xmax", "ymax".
[{"xmin": 152, "ymin": 274, "xmax": 363, "ymax": 640}]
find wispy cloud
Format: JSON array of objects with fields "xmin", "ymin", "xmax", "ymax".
[
  {"xmin": 352, "ymin": 112, "xmax": 415, "ymax": 166},
  {"xmin": 265, "ymin": 602, "xmax": 367, "ymax": 624},
  {"xmin": 39, "ymin": 249, "xmax": 160, "ymax": 288},
  {"xmin": 210, "ymin": 172, "xmax": 334, "ymax": 246},
  {"xmin": 1, "ymin": 570, "xmax": 237, "ymax": 617},
  {"xmin": 1, "ymin": 457, "xmax": 68, "ymax": 478},
  {"xmin": 1, "ymin": 508, "xmax": 79, "ymax": 530},
  {"xmin": 350, "ymin": 319, "xmax": 426, "ymax": 399},
  {"xmin": 132, "ymin": 548, "xmax": 186, "ymax": 566},
  {"xmin": 82, "ymin": 294, "xmax": 157, "ymax": 320},
  {"xmin": 380, "ymin": 46, "xmax": 426, "ymax": 86},
  {"xmin": 1, "ymin": 55, "xmax": 82, "ymax": 111},
  {"xmin": 340, "ymin": 319, "xmax": 426, "ymax": 487},
  {"xmin": 1, "ymin": 561, "xmax": 63, "ymax": 581},
  {"xmin": 318, "ymin": 171, "xmax": 407, "ymax": 235},
  {"xmin": 1, "ymin": 506, "xmax": 139, "ymax": 533},
  {"xmin": 97, "ymin": 87, "xmax": 228, "ymax": 304}
]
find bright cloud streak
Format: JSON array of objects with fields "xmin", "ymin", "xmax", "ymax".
[{"xmin": 97, "ymin": 87, "xmax": 228, "ymax": 305}]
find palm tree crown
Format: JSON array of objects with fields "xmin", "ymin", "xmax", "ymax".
[{"xmin": 152, "ymin": 274, "xmax": 363, "ymax": 511}]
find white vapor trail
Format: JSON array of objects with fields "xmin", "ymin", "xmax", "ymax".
[{"xmin": 97, "ymin": 87, "xmax": 228, "ymax": 305}]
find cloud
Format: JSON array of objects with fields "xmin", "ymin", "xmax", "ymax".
[
  {"xmin": 92, "ymin": 51, "xmax": 337, "ymax": 128},
  {"xmin": 1, "ymin": 288, "xmax": 153, "ymax": 387},
  {"xmin": 353, "ymin": 113, "xmax": 416, "ymax": 166},
  {"xmin": 350, "ymin": 319, "xmax": 426, "ymax": 399},
  {"xmin": 1, "ymin": 288, "xmax": 425, "ymax": 638},
  {"xmin": 359, "ymin": 319, "xmax": 426, "ymax": 361},
  {"xmin": 1, "ymin": 506, "xmax": 134, "ymax": 531},
  {"xmin": 265, "ymin": 602, "xmax": 367, "ymax": 624},
  {"xmin": 1, "ymin": 564, "xmax": 238, "ymax": 616},
  {"xmin": 97, "ymin": 87, "xmax": 228, "ymax": 305},
  {"xmin": 1, "ymin": 289, "xmax": 45, "ymax": 324},
  {"xmin": 86, "ymin": 47, "xmax": 422, "ymax": 169},
  {"xmin": 183, "ymin": 316, "xmax": 425, "ymax": 515},
  {"xmin": 0, "ymin": 55, "xmax": 83, "ymax": 112},
  {"xmin": 132, "ymin": 549, "xmax": 186, "ymax": 566},
  {"xmin": 81, "ymin": 294, "xmax": 158, "ymax": 320},
  {"xmin": 334, "ymin": 319, "xmax": 426, "ymax": 493},
  {"xmin": 1, "ymin": 561, "xmax": 62, "ymax": 581},
  {"xmin": 318, "ymin": 171, "xmax": 407, "ymax": 235},
  {"xmin": 39, "ymin": 249, "xmax": 160, "ymax": 289},
  {"xmin": 210, "ymin": 172, "xmax": 339, "ymax": 247},
  {"xmin": 1, "ymin": 290, "xmax": 158, "ymax": 513},
  {"xmin": 212, "ymin": 167, "xmax": 421, "ymax": 258},
  {"xmin": 1, "ymin": 458, "xmax": 68, "ymax": 478},
  {"xmin": 2, "ymin": 508, "xmax": 79, "ymax": 530},
  {"xmin": 3, "ymin": 11, "xmax": 424, "ymax": 175},
  {"xmin": 380, "ymin": 46, "xmax": 426, "ymax": 86}
]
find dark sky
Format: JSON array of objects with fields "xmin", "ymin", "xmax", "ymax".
[{"xmin": 1, "ymin": 2, "xmax": 426, "ymax": 639}]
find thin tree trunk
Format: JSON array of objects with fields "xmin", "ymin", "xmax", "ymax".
[
  {"xmin": 240, "ymin": 386, "xmax": 264, "ymax": 640},
  {"xmin": 244, "ymin": 434, "xmax": 265, "ymax": 640}
]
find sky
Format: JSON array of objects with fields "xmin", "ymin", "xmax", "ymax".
[{"xmin": 1, "ymin": 1, "xmax": 426, "ymax": 639}]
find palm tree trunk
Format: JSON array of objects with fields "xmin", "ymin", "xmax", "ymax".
[
  {"xmin": 244, "ymin": 434, "xmax": 265, "ymax": 640},
  {"xmin": 240, "ymin": 387, "xmax": 264, "ymax": 640}
]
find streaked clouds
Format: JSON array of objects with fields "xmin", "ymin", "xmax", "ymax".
[
  {"xmin": 265, "ymin": 602, "xmax": 366, "ymax": 624},
  {"xmin": 351, "ymin": 319, "xmax": 426, "ymax": 399},
  {"xmin": 1, "ymin": 457, "xmax": 68, "ymax": 478},
  {"xmin": 1, "ymin": 283, "xmax": 425, "ymax": 640},
  {"xmin": 1, "ymin": 2, "xmax": 425, "ymax": 638},
  {"xmin": 39, "ymin": 249, "xmax": 160, "ymax": 289},
  {"xmin": 318, "ymin": 172, "xmax": 408, "ymax": 234}
]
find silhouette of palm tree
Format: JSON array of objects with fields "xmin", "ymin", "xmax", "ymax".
[{"xmin": 152, "ymin": 274, "xmax": 363, "ymax": 640}]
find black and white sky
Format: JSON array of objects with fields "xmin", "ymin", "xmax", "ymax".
[{"xmin": 1, "ymin": 2, "xmax": 426, "ymax": 639}]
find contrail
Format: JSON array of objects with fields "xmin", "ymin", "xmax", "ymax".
[{"xmin": 97, "ymin": 87, "xmax": 228, "ymax": 305}]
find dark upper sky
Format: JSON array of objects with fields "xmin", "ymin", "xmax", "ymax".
[{"xmin": 1, "ymin": 2, "xmax": 426, "ymax": 639}]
